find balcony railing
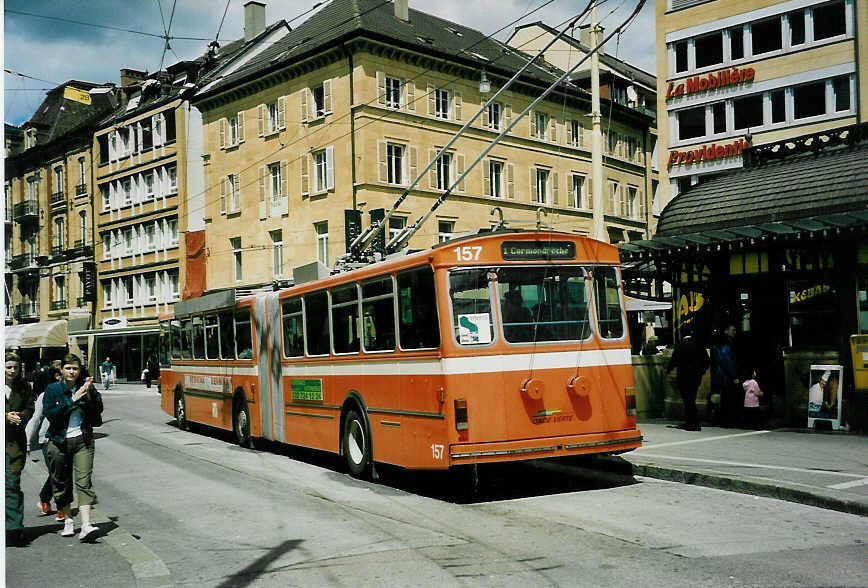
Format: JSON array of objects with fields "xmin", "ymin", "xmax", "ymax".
[
  {"xmin": 76, "ymin": 184, "xmax": 87, "ymax": 196},
  {"xmin": 10, "ymin": 252, "xmax": 38, "ymax": 270},
  {"xmin": 50, "ymin": 191, "xmax": 65, "ymax": 206},
  {"xmin": 15, "ymin": 301, "xmax": 39, "ymax": 320},
  {"xmin": 13, "ymin": 200, "xmax": 38, "ymax": 223},
  {"xmin": 76, "ymin": 296, "xmax": 89, "ymax": 308},
  {"xmin": 50, "ymin": 245, "xmax": 66, "ymax": 259},
  {"xmin": 50, "ymin": 299, "xmax": 68, "ymax": 311}
]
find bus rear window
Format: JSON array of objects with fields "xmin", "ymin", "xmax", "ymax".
[
  {"xmin": 362, "ymin": 277, "xmax": 395, "ymax": 352},
  {"xmin": 594, "ymin": 266, "xmax": 625, "ymax": 339},
  {"xmin": 397, "ymin": 267, "xmax": 440, "ymax": 350},
  {"xmin": 282, "ymin": 298, "xmax": 304, "ymax": 358},
  {"xmin": 235, "ymin": 309, "xmax": 253, "ymax": 359},
  {"xmin": 449, "ymin": 268, "xmax": 494, "ymax": 346},
  {"xmin": 305, "ymin": 291, "xmax": 330, "ymax": 356},
  {"xmin": 496, "ymin": 266, "xmax": 590, "ymax": 343}
]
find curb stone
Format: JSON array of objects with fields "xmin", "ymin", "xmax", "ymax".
[{"xmin": 91, "ymin": 508, "xmax": 174, "ymax": 587}]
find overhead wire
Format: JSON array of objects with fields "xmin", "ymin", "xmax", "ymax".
[{"xmin": 5, "ymin": 8, "xmax": 217, "ymax": 41}]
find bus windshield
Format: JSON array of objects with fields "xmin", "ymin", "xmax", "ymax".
[{"xmin": 495, "ymin": 266, "xmax": 591, "ymax": 343}]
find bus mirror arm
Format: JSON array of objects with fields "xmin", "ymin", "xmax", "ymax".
[{"xmin": 439, "ymin": 387, "xmax": 445, "ymax": 405}]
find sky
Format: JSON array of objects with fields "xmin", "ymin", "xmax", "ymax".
[{"xmin": 4, "ymin": 0, "xmax": 656, "ymax": 126}]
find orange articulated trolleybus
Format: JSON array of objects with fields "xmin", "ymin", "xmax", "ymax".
[{"xmin": 159, "ymin": 230, "xmax": 642, "ymax": 477}]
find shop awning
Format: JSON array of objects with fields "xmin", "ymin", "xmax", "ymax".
[{"xmin": 4, "ymin": 320, "xmax": 68, "ymax": 349}]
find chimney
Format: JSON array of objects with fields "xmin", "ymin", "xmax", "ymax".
[
  {"xmin": 578, "ymin": 24, "xmax": 604, "ymax": 48},
  {"xmin": 395, "ymin": 0, "xmax": 409, "ymax": 22},
  {"xmin": 119, "ymin": 68, "xmax": 148, "ymax": 87},
  {"xmin": 244, "ymin": 1, "xmax": 267, "ymax": 41}
]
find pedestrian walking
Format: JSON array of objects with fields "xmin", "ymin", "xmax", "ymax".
[
  {"xmin": 44, "ymin": 354, "xmax": 104, "ymax": 541},
  {"xmin": 25, "ymin": 362, "xmax": 64, "ymax": 519},
  {"xmin": 711, "ymin": 324, "xmax": 740, "ymax": 427},
  {"xmin": 99, "ymin": 356, "xmax": 114, "ymax": 390},
  {"xmin": 6, "ymin": 352, "xmax": 35, "ymax": 547},
  {"xmin": 145, "ymin": 354, "xmax": 160, "ymax": 389},
  {"xmin": 666, "ymin": 324, "xmax": 709, "ymax": 431}
]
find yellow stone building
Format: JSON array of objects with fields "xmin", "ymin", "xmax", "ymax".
[
  {"xmin": 193, "ymin": 0, "xmax": 658, "ymax": 292},
  {"xmin": 656, "ymin": 0, "xmax": 867, "ymax": 202}
]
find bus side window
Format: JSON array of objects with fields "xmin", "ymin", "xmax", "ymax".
[
  {"xmin": 362, "ymin": 277, "xmax": 395, "ymax": 352},
  {"xmin": 593, "ymin": 266, "xmax": 625, "ymax": 339},
  {"xmin": 170, "ymin": 319, "xmax": 182, "ymax": 360},
  {"xmin": 282, "ymin": 298, "xmax": 304, "ymax": 358},
  {"xmin": 180, "ymin": 318, "xmax": 192, "ymax": 360},
  {"xmin": 204, "ymin": 314, "xmax": 220, "ymax": 359},
  {"xmin": 159, "ymin": 321, "xmax": 172, "ymax": 366},
  {"xmin": 397, "ymin": 266, "xmax": 440, "ymax": 350},
  {"xmin": 332, "ymin": 285, "xmax": 360, "ymax": 354},
  {"xmin": 304, "ymin": 291, "xmax": 330, "ymax": 356},
  {"xmin": 218, "ymin": 310, "xmax": 235, "ymax": 359},
  {"xmin": 235, "ymin": 308, "xmax": 253, "ymax": 359},
  {"xmin": 191, "ymin": 315, "xmax": 206, "ymax": 359}
]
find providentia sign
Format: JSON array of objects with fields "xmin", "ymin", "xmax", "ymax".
[{"xmin": 667, "ymin": 138, "xmax": 749, "ymax": 167}]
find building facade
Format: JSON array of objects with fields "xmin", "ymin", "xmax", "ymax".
[
  {"xmin": 4, "ymin": 82, "xmax": 114, "ymax": 367},
  {"xmin": 656, "ymin": 0, "xmax": 867, "ymax": 203},
  {"xmin": 193, "ymin": 0, "xmax": 657, "ymax": 293},
  {"xmin": 90, "ymin": 68, "xmax": 205, "ymax": 381}
]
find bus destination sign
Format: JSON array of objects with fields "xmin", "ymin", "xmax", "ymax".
[{"xmin": 501, "ymin": 241, "xmax": 576, "ymax": 261}]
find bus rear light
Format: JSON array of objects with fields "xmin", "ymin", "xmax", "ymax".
[
  {"xmin": 625, "ymin": 386, "xmax": 637, "ymax": 416},
  {"xmin": 454, "ymin": 399, "xmax": 468, "ymax": 431}
]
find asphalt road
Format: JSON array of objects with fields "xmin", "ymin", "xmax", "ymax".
[{"xmin": 7, "ymin": 387, "xmax": 868, "ymax": 587}]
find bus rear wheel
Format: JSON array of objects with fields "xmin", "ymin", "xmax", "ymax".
[
  {"xmin": 234, "ymin": 398, "xmax": 252, "ymax": 448},
  {"xmin": 343, "ymin": 408, "xmax": 370, "ymax": 478},
  {"xmin": 175, "ymin": 391, "xmax": 188, "ymax": 431}
]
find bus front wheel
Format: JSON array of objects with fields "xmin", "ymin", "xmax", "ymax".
[
  {"xmin": 343, "ymin": 408, "xmax": 370, "ymax": 478},
  {"xmin": 175, "ymin": 391, "xmax": 188, "ymax": 431},
  {"xmin": 234, "ymin": 398, "xmax": 252, "ymax": 448}
]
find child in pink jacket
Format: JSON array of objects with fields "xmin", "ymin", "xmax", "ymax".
[{"xmin": 742, "ymin": 370, "xmax": 764, "ymax": 428}]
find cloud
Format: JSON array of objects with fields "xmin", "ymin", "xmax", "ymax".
[{"xmin": 5, "ymin": 0, "xmax": 656, "ymax": 125}]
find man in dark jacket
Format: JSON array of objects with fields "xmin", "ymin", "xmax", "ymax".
[
  {"xmin": 666, "ymin": 324, "xmax": 709, "ymax": 431},
  {"xmin": 6, "ymin": 352, "xmax": 34, "ymax": 546}
]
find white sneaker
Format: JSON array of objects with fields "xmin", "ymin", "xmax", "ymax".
[
  {"xmin": 78, "ymin": 525, "xmax": 98, "ymax": 541},
  {"xmin": 60, "ymin": 518, "xmax": 75, "ymax": 537}
]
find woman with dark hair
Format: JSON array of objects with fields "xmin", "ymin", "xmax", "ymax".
[
  {"xmin": 43, "ymin": 353, "xmax": 103, "ymax": 541},
  {"xmin": 5, "ymin": 351, "xmax": 34, "ymax": 546}
]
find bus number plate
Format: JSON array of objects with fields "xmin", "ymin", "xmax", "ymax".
[{"xmin": 291, "ymin": 379, "xmax": 323, "ymax": 402}]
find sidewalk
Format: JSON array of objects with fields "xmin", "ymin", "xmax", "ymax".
[{"xmin": 611, "ymin": 420, "xmax": 868, "ymax": 517}]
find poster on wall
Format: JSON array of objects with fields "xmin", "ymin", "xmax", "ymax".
[{"xmin": 807, "ymin": 364, "xmax": 844, "ymax": 430}]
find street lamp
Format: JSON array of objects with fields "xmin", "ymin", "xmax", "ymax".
[{"xmin": 479, "ymin": 71, "xmax": 491, "ymax": 95}]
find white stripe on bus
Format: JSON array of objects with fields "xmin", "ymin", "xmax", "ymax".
[{"xmin": 167, "ymin": 349, "xmax": 630, "ymax": 379}]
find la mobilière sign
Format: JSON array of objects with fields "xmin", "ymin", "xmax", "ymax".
[{"xmin": 665, "ymin": 65, "xmax": 755, "ymax": 100}]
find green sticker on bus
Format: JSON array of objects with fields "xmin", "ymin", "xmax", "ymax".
[{"xmin": 291, "ymin": 379, "xmax": 323, "ymax": 402}]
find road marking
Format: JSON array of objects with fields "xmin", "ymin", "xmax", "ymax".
[
  {"xmin": 827, "ymin": 477, "xmax": 868, "ymax": 490},
  {"xmin": 635, "ymin": 430, "xmax": 771, "ymax": 450},
  {"xmin": 92, "ymin": 508, "xmax": 173, "ymax": 587},
  {"xmin": 634, "ymin": 453, "xmax": 866, "ymax": 479}
]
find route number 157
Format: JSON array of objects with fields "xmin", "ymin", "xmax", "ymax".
[
  {"xmin": 453, "ymin": 246, "xmax": 482, "ymax": 261},
  {"xmin": 431, "ymin": 444, "xmax": 444, "ymax": 460}
]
